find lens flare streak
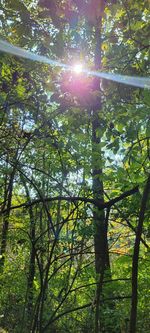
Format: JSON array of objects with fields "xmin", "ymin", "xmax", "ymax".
[{"xmin": 0, "ymin": 39, "xmax": 150, "ymax": 90}]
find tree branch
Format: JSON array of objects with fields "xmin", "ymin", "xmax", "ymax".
[
  {"xmin": 43, "ymin": 303, "xmax": 92, "ymax": 330},
  {"xmin": 1, "ymin": 186, "xmax": 139, "ymax": 214}
]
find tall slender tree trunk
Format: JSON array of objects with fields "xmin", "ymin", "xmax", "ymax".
[
  {"xmin": 0, "ymin": 169, "xmax": 15, "ymax": 270},
  {"xmin": 20, "ymin": 178, "xmax": 36, "ymax": 332},
  {"xmin": 26, "ymin": 204, "xmax": 36, "ymax": 327},
  {"xmin": 92, "ymin": 15, "xmax": 110, "ymax": 333},
  {"xmin": 129, "ymin": 174, "xmax": 150, "ymax": 333},
  {"xmin": 92, "ymin": 12, "xmax": 109, "ymax": 274}
]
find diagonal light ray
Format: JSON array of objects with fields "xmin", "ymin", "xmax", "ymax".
[
  {"xmin": 86, "ymin": 70, "xmax": 150, "ymax": 89},
  {"xmin": 0, "ymin": 40, "xmax": 70, "ymax": 68},
  {"xmin": 0, "ymin": 39, "xmax": 150, "ymax": 89}
]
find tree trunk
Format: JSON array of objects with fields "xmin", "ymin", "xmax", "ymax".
[
  {"xmin": 26, "ymin": 204, "xmax": 36, "ymax": 327},
  {"xmin": 20, "ymin": 178, "xmax": 36, "ymax": 332},
  {"xmin": 129, "ymin": 174, "xmax": 150, "ymax": 333},
  {"xmin": 92, "ymin": 14, "xmax": 110, "ymax": 333},
  {"xmin": 0, "ymin": 169, "xmax": 15, "ymax": 270}
]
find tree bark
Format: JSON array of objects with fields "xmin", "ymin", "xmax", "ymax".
[
  {"xmin": 19, "ymin": 178, "xmax": 36, "ymax": 332},
  {"xmin": 92, "ymin": 10, "xmax": 110, "ymax": 332},
  {"xmin": 129, "ymin": 174, "xmax": 150, "ymax": 333},
  {"xmin": 0, "ymin": 168, "xmax": 15, "ymax": 270}
]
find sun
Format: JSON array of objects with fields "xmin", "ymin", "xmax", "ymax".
[{"xmin": 73, "ymin": 63, "xmax": 83, "ymax": 74}]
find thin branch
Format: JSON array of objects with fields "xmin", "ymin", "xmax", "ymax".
[
  {"xmin": 43, "ymin": 302, "xmax": 92, "ymax": 330},
  {"xmin": 1, "ymin": 186, "xmax": 139, "ymax": 214},
  {"xmin": 43, "ymin": 295, "xmax": 131, "ymax": 330},
  {"xmin": 70, "ymin": 278, "xmax": 131, "ymax": 293}
]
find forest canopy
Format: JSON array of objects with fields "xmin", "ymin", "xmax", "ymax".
[{"xmin": 0, "ymin": 1, "xmax": 150, "ymax": 333}]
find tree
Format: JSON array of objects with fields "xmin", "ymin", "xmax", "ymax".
[{"xmin": 0, "ymin": 0, "xmax": 150, "ymax": 332}]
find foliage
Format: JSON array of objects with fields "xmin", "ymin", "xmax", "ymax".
[{"xmin": 0, "ymin": 0, "xmax": 150, "ymax": 332}]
